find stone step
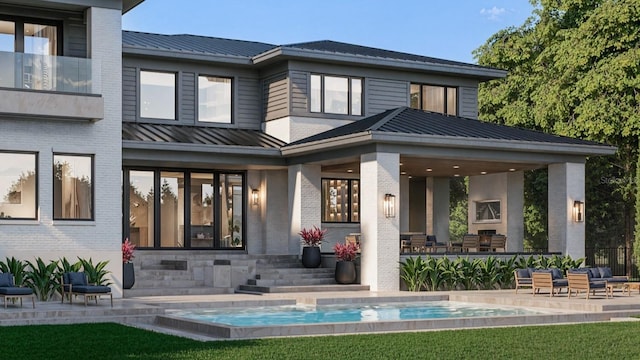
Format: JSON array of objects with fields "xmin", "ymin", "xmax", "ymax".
[
  {"xmin": 247, "ymin": 277, "xmax": 337, "ymax": 287},
  {"xmin": 134, "ymin": 279, "xmax": 200, "ymax": 288},
  {"xmin": 124, "ymin": 287, "xmax": 231, "ymax": 297},
  {"xmin": 237, "ymin": 284, "xmax": 370, "ymax": 294},
  {"xmin": 256, "ymin": 269, "xmax": 334, "ymax": 279}
]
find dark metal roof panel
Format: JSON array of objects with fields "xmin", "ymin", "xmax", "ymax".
[
  {"xmin": 287, "ymin": 107, "xmax": 605, "ymax": 147},
  {"xmin": 122, "ymin": 123, "xmax": 286, "ymax": 149},
  {"xmin": 122, "ymin": 31, "xmax": 277, "ymax": 58}
]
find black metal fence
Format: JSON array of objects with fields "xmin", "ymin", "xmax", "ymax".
[{"xmin": 585, "ymin": 247, "xmax": 639, "ymax": 280}]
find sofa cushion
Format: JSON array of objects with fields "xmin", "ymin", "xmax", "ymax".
[
  {"xmin": 0, "ymin": 287, "xmax": 32, "ymax": 295},
  {"xmin": 71, "ymin": 285, "xmax": 110, "ymax": 294},
  {"xmin": 0, "ymin": 273, "xmax": 13, "ymax": 287},
  {"xmin": 67, "ymin": 272, "xmax": 87, "ymax": 286},
  {"xmin": 552, "ymin": 279, "xmax": 568, "ymax": 287},
  {"xmin": 588, "ymin": 268, "xmax": 601, "ymax": 279},
  {"xmin": 589, "ymin": 281, "xmax": 607, "ymax": 289},
  {"xmin": 516, "ymin": 269, "xmax": 530, "ymax": 279},
  {"xmin": 550, "ymin": 268, "xmax": 564, "ymax": 280},
  {"xmin": 598, "ymin": 267, "xmax": 613, "ymax": 279}
]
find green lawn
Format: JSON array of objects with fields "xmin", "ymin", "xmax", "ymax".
[{"xmin": 2, "ymin": 322, "xmax": 640, "ymax": 359}]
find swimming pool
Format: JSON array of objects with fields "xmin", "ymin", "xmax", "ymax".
[{"xmin": 167, "ymin": 301, "xmax": 549, "ymax": 327}]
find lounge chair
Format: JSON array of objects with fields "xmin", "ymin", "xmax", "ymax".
[
  {"xmin": 532, "ymin": 269, "xmax": 568, "ymax": 297},
  {"xmin": 0, "ymin": 273, "xmax": 35, "ymax": 308},
  {"xmin": 514, "ymin": 268, "xmax": 533, "ymax": 294},
  {"xmin": 567, "ymin": 272, "xmax": 612, "ymax": 299},
  {"xmin": 61, "ymin": 272, "xmax": 113, "ymax": 307}
]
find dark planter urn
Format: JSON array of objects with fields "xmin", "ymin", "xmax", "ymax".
[
  {"xmin": 302, "ymin": 246, "xmax": 322, "ymax": 268},
  {"xmin": 335, "ymin": 261, "xmax": 357, "ymax": 284},
  {"xmin": 123, "ymin": 262, "xmax": 135, "ymax": 289}
]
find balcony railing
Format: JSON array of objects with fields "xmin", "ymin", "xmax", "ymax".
[{"xmin": 0, "ymin": 51, "xmax": 98, "ymax": 95}]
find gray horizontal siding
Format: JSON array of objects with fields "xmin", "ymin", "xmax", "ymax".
[
  {"xmin": 182, "ymin": 72, "xmax": 196, "ymax": 122},
  {"xmin": 459, "ymin": 86, "xmax": 478, "ymax": 119},
  {"xmin": 122, "ymin": 67, "xmax": 137, "ymax": 122},
  {"xmin": 289, "ymin": 71, "xmax": 307, "ymax": 115},
  {"xmin": 64, "ymin": 14, "xmax": 87, "ymax": 58},
  {"xmin": 264, "ymin": 73, "xmax": 289, "ymax": 121},
  {"xmin": 366, "ymin": 78, "xmax": 409, "ymax": 116},
  {"xmin": 236, "ymin": 76, "xmax": 261, "ymax": 128}
]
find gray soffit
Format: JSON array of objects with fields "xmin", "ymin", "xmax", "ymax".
[
  {"xmin": 122, "ymin": 122, "xmax": 285, "ymax": 156},
  {"xmin": 122, "ymin": 32, "xmax": 505, "ymax": 79},
  {"xmin": 282, "ymin": 107, "xmax": 617, "ymax": 157}
]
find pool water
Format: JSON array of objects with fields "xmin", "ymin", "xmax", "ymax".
[{"xmin": 169, "ymin": 301, "xmax": 548, "ymax": 327}]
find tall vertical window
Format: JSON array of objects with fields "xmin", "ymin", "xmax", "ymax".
[
  {"xmin": 310, "ymin": 74, "xmax": 362, "ymax": 115},
  {"xmin": 129, "ymin": 170, "xmax": 155, "ymax": 248},
  {"xmin": 198, "ymin": 76, "xmax": 232, "ymax": 123},
  {"xmin": 410, "ymin": 84, "xmax": 457, "ymax": 115},
  {"xmin": 53, "ymin": 154, "xmax": 93, "ymax": 220},
  {"xmin": 0, "ymin": 152, "xmax": 37, "ymax": 220},
  {"xmin": 0, "ymin": 20, "xmax": 15, "ymax": 52},
  {"xmin": 322, "ymin": 179, "xmax": 359, "ymax": 223},
  {"xmin": 140, "ymin": 70, "xmax": 176, "ymax": 120},
  {"xmin": 160, "ymin": 171, "xmax": 184, "ymax": 248},
  {"xmin": 0, "ymin": 19, "xmax": 59, "ymax": 54},
  {"xmin": 124, "ymin": 169, "xmax": 245, "ymax": 249}
]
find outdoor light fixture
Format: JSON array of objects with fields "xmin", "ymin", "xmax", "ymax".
[
  {"xmin": 573, "ymin": 200, "xmax": 584, "ymax": 222},
  {"xmin": 384, "ymin": 193, "xmax": 396, "ymax": 218},
  {"xmin": 251, "ymin": 189, "xmax": 259, "ymax": 206}
]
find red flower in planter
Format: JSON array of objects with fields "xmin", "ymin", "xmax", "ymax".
[
  {"xmin": 299, "ymin": 226, "xmax": 326, "ymax": 247},
  {"xmin": 334, "ymin": 242, "xmax": 360, "ymax": 262},
  {"xmin": 122, "ymin": 238, "xmax": 136, "ymax": 263}
]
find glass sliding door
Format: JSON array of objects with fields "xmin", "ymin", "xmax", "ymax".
[
  {"xmin": 160, "ymin": 171, "xmax": 184, "ymax": 247},
  {"xmin": 129, "ymin": 170, "xmax": 155, "ymax": 248},
  {"xmin": 220, "ymin": 174, "xmax": 243, "ymax": 248},
  {"xmin": 190, "ymin": 173, "xmax": 214, "ymax": 248}
]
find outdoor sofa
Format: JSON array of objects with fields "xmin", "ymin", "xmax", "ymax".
[
  {"xmin": 567, "ymin": 272, "xmax": 612, "ymax": 299},
  {"xmin": 531, "ymin": 269, "xmax": 568, "ymax": 297},
  {"xmin": 0, "ymin": 273, "xmax": 35, "ymax": 308},
  {"xmin": 61, "ymin": 272, "xmax": 112, "ymax": 307}
]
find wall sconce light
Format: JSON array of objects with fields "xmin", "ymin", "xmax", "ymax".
[
  {"xmin": 251, "ymin": 189, "xmax": 259, "ymax": 206},
  {"xmin": 573, "ymin": 200, "xmax": 584, "ymax": 222},
  {"xmin": 384, "ymin": 194, "xmax": 396, "ymax": 218}
]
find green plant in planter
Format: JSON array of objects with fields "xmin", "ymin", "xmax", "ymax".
[
  {"xmin": 399, "ymin": 256, "xmax": 428, "ymax": 291},
  {"xmin": 78, "ymin": 258, "xmax": 111, "ymax": 286},
  {"xmin": 0, "ymin": 256, "xmax": 28, "ymax": 286},
  {"xmin": 477, "ymin": 256, "xmax": 502, "ymax": 290},
  {"xmin": 456, "ymin": 256, "xmax": 481, "ymax": 290},
  {"xmin": 25, "ymin": 258, "xmax": 59, "ymax": 301},
  {"xmin": 497, "ymin": 255, "xmax": 518, "ymax": 288}
]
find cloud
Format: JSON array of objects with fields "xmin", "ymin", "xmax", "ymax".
[{"xmin": 480, "ymin": 6, "xmax": 506, "ymax": 21}]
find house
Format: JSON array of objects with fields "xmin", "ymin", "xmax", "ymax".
[{"xmin": 0, "ymin": 0, "xmax": 615, "ymax": 296}]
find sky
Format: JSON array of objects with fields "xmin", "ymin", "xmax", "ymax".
[{"xmin": 122, "ymin": 0, "xmax": 536, "ymax": 64}]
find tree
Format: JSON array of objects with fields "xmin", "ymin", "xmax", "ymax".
[{"xmin": 474, "ymin": 0, "xmax": 640, "ymax": 269}]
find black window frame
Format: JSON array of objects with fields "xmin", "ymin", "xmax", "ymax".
[
  {"xmin": 310, "ymin": 74, "xmax": 363, "ymax": 116},
  {"xmin": 0, "ymin": 150, "xmax": 38, "ymax": 221},
  {"xmin": 196, "ymin": 74, "xmax": 234, "ymax": 125},
  {"xmin": 52, "ymin": 152, "xmax": 95, "ymax": 221},
  {"xmin": 321, "ymin": 178, "xmax": 360, "ymax": 224},
  {"xmin": 410, "ymin": 83, "xmax": 458, "ymax": 115},
  {"xmin": 138, "ymin": 69, "xmax": 178, "ymax": 121},
  {"xmin": 0, "ymin": 15, "xmax": 63, "ymax": 55}
]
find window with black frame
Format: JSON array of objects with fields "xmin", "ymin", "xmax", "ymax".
[
  {"xmin": 321, "ymin": 179, "xmax": 359, "ymax": 223},
  {"xmin": 410, "ymin": 83, "xmax": 457, "ymax": 115},
  {"xmin": 310, "ymin": 74, "xmax": 362, "ymax": 115},
  {"xmin": 0, "ymin": 151, "xmax": 37, "ymax": 220}
]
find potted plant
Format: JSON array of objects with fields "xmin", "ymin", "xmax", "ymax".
[
  {"xmin": 122, "ymin": 238, "xmax": 136, "ymax": 289},
  {"xmin": 299, "ymin": 226, "xmax": 326, "ymax": 268},
  {"xmin": 333, "ymin": 242, "xmax": 360, "ymax": 284}
]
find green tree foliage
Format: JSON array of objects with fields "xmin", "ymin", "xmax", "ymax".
[{"xmin": 474, "ymin": 0, "xmax": 640, "ymax": 255}]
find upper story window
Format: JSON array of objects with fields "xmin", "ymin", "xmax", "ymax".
[
  {"xmin": 310, "ymin": 74, "xmax": 362, "ymax": 116},
  {"xmin": 410, "ymin": 84, "xmax": 457, "ymax": 116},
  {"xmin": 53, "ymin": 154, "xmax": 93, "ymax": 220},
  {"xmin": 0, "ymin": 18, "xmax": 60, "ymax": 55},
  {"xmin": 0, "ymin": 151, "xmax": 37, "ymax": 220},
  {"xmin": 140, "ymin": 70, "xmax": 176, "ymax": 120},
  {"xmin": 198, "ymin": 75, "xmax": 232, "ymax": 123}
]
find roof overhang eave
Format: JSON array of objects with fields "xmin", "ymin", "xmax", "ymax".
[
  {"xmin": 122, "ymin": 46, "xmax": 253, "ymax": 65},
  {"xmin": 123, "ymin": 140, "xmax": 283, "ymax": 157},
  {"xmin": 252, "ymin": 47, "xmax": 507, "ymax": 80},
  {"xmin": 282, "ymin": 131, "xmax": 617, "ymax": 157}
]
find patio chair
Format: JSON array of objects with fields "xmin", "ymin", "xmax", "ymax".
[
  {"xmin": 567, "ymin": 272, "xmax": 612, "ymax": 299},
  {"xmin": 461, "ymin": 234, "xmax": 480, "ymax": 252},
  {"xmin": 61, "ymin": 272, "xmax": 113, "ymax": 307},
  {"xmin": 0, "ymin": 273, "xmax": 35, "ymax": 308},
  {"xmin": 426, "ymin": 235, "xmax": 449, "ymax": 253},
  {"xmin": 532, "ymin": 270, "xmax": 568, "ymax": 297},
  {"xmin": 490, "ymin": 235, "xmax": 506, "ymax": 252},
  {"xmin": 514, "ymin": 268, "xmax": 533, "ymax": 294},
  {"xmin": 410, "ymin": 235, "xmax": 427, "ymax": 253}
]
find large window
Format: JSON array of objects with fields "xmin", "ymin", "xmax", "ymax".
[
  {"xmin": 0, "ymin": 18, "xmax": 59, "ymax": 55},
  {"xmin": 410, "ymin": 84, "xmax": 457, "ymax": 115},
  {"xmin": 0, "ymin": 152, "xmax": 37, "ymax": 220},
  {"xmin": 140, "ymin": 70, "xmax": 176, "ymax": 120},
  {"xmin": 310, "ymin": 74, "xmax": 362, "ymax": 115},
  {"xmin": 198, "ymin": 76, "xmax": 232, "ymax": 123},
  {"xmin": 125, "ymin": 169, "xmax": 245, "ymax": 249},
  {"xmin": 322, "ymin": 179, "xmax": 359, "ymax": 223},
  {"xmin": 53, "ymin": 154, "xmax": 93, "ymax": 220}
]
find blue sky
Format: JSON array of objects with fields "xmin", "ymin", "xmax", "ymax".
[{"xmin": 123, "ymin": 0, "xmax": 535, "ymax": 64}]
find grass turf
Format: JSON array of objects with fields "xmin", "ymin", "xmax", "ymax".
[{"xmin": 2, "ymin": 321, "xmax": 640, "ymax": 359}]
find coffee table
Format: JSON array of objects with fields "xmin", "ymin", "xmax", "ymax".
[{"xmin": 622, "ymin": 282, "xmax": 640, "ymax": 296}]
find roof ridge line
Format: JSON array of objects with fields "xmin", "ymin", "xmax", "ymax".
[{"xmin": 369, "ymin": 107, "xmax": 407, "ymax": 131}]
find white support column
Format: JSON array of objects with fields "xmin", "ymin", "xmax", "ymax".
[
  {"xmin": 360, "ymin": 152, "xmax": 400, "ymax": 291},
  {"xmin": 288, "ymin": 164, "xmax": 321, "ymax": 255},
  {"xmin": 506, "ymin": 171, "xmax": 524, "ymax": 252},
  {"xmin": 548, "ymin": 163, "xmax": 585, "ymax": 258}
]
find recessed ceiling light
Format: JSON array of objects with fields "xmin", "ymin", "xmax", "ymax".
[
  {"xmin": 480, "ymin": 171, "xmax": 487, "ymax": 175},
  {"xmin": 509, "ymin": 168, "xmax": 516, "ymax": 172},
  {"xmin": 399, "ymin": 162, "xmax": 403, "ymax": 166},
  {"xmin": 426, "ymin": 168, "xmax": 432, "ymax": 172},
  {"xmin": 401, "ymin": 171, "xmax": 407, "ymax": 175},
  {"xmin": 408, "ymin": 176, "xmax": 412, "ymax": 179},
  {"xmin": 453, "ymin": 165, "xmax": 460, "ymax": 169},
  {"xmin": 347, "ymin": 169, "xmax": 353, "ymax": 173},
  {"xmin": 454, "ymin": 174, "xmax": 460, "ymax": 177}
]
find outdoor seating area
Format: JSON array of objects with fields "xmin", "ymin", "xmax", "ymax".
[
  {"xmin": 400, "ymin": 233, "xmax": 507, "ymax": 254},
  {"xmin": 518, "ymin": 266, "xmax": 630, "ymax": 299},
  {"xmin": 61, "ymin": 272, "xmax": 113, "ymax": 307}
]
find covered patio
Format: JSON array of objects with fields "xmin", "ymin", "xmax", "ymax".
[{"xmin": 282, "ymin": 107, "xmax": 616, "ymax": 291}]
